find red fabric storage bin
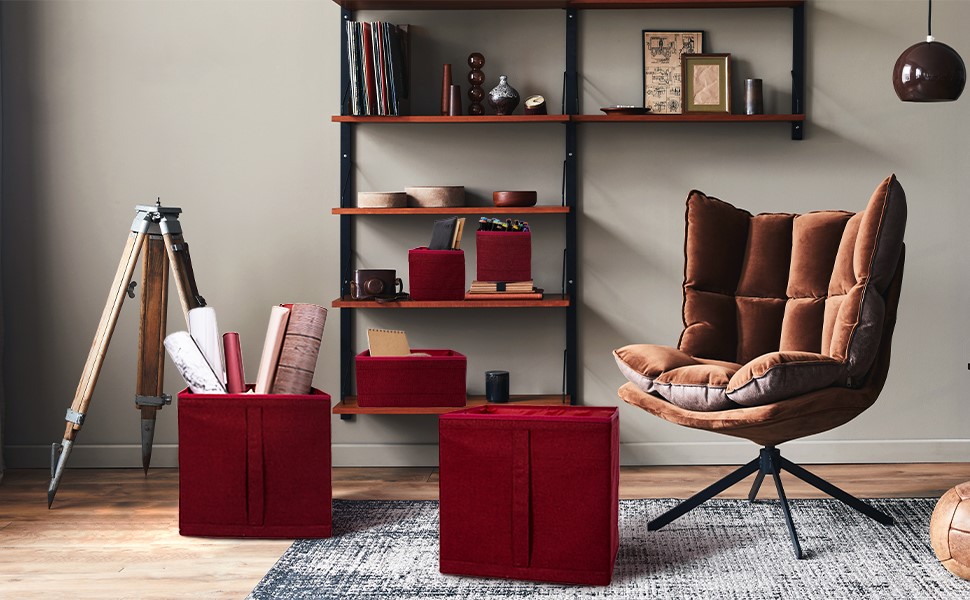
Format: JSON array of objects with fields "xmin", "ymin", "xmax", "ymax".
[
  {"xmin": 439, "ymin": 405, "xmax": 620, "ymax": 585},
  {"xmin": 408, "ymin": 247, "xmax": 465, "ymax": 301},
  {"xmin": 356, "ymin": 349, "xmax": 466, "ymax": 407},
  {"xmin": 178, "ymin": 387, "xmax": 332, "ymax": 538},
  {"xmin": 476, "ymin": 231, "xmax": 531, "ymax": 282}
]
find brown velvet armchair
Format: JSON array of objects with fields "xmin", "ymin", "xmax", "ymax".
[{"xmin": 614, "ymin": 175, "xmax": 906, "ymax": 559}]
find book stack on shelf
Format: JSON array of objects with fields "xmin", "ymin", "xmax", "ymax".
[
  {"xmin": 465, "ymin": 280, "xmax": 543, "ymax": 301},
  {"xmin": 345, "ymin": 21, "xmax": 409, "ymax": 116}
]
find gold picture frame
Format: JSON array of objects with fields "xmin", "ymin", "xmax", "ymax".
[
  {"xmin": 642, "ymin": 30, "xmax": 704, "ymax": 114},
  {"xmin": 682, "ymin": 53, "xmax": 732, "ymax": 114}
]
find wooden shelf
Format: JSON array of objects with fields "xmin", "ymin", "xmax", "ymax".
[
  {"xmin": 576, "ymin": 113, "xmax": 805, "ymax": 123},
  {"xmin": 333, "ymin": 394, "xmax": 571, "ymax": 415},
  {"xmin": 332, "ymin": 294, "xmax": 570, "ymax": 308},
  {"xmin": 332, "ymin": 206, "xmax": 570, "ymax": 215},
  {"xmin": 569, "ymin": 0, "xmax": 802, "ymax": 8},
  {"xmin": 335, "ymin": 114, "xmax": 804, "ymax": 124},
  {"xmin": 332, "ymin": 115, "xmax": 569, "ymax": 123},
  {"xmin": 332, "ymin": 0, "xmax": 802, "ymax": 10}
]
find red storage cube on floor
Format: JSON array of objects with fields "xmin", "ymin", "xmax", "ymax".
[
  {"xmin": 178, "ymin": 387, "xmax": 332, "ymax": 538},
  {"xmin": 356, "ymin": 349, "xmax": 466, "ymax": 407},
  {"xmin": 439, "ymin": 404, "xmax": 620, "ymax": 585},
  {"xmin": 476, "ymin": 231, "xmax": 531, "ymax": 282},
  {"xmin": 409, "ymin": 247, "xmax": 465, "ymax": 301}
]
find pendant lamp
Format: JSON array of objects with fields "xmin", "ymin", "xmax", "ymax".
[{"xmin": 892, "ymin": 0, "xmax": 966, "ymax": 101}]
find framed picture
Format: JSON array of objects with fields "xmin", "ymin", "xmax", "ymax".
[
  {"xmin": 642, "ymin": 30, "xmax": 704, "ymax": 114},
  {"xmin": 682, "ymin": 53, "xmax": 732, "ymax": 114}
]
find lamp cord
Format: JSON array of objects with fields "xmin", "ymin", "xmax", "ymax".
[{"xmin": 928, "ymin": 0, "xmax": 932, "ymax": 38}]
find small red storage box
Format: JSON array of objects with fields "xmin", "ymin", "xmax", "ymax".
[
  {"xmin": 409, "ymin": 247, "xmax": 465, "ymax": 301},
  {"xmin": 178, "ymin": 387, "xmax": 332, "ymax": 538},
  {"xmin": 356, "ymin": 349, "xmax": 466, "ymax": 407},
  {"xmin": 476, "ymin": 231, "xmax": 531, "ymax": 282},
  {"xmin": 439, "ymin": 405, "xmax": 620, "ymax": 585}
]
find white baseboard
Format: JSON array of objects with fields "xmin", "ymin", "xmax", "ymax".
[{"xmin": 6, "ymin": 439, "xmax": 970, "ymax": 469}]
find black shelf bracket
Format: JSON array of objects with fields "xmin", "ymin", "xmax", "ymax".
[
  {"xmin": 791, "ymin": 2, "xmax": 805, "ymax": 140},
  {"xmin": 564, "ymin": 7, "xmax": 579, "ymax": 405},
  {"xmin": 340, "ymin": 7, "xmax": 356, "ymax": 421}
]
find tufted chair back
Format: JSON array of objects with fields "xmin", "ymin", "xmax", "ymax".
[{"xmin": 679, "ymin": 175, "xmax": 907, "ymax": 384}]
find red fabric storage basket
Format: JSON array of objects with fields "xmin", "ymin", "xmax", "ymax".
[
  {"xmin": 439, "ymin": 404, "xmax": 620, "ymax": 585},
  {"xmin": 178, "ymin": 387, "xmax": 332, "ymax": 538},
  {"xmin": 356, "ymin": 349, "xmax": 466, "ymax": 407},
  {"xmin": 476, "ymin": 231, "xmax": 531, "ymax": 282},
  {"xmin": 408, "ymin": 247, "xmax": 465, "ymax": 301}
]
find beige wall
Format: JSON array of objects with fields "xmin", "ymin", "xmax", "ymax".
[{"xmin": 2, "ymin": 0, "xmax": 968, "ymax": 468}]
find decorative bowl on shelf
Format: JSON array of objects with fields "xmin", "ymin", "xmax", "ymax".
[
  {"xmin": 357, "ymin": 191, "xmax": 407, "ymax": 208},
  {"xmin": 600, "ymin": 105, "xmax": 651, "ymax": 116},
  {"xmin": 405, "ymin": 186, "xmax": 465, "ymax": 208},
  {"xmin": 492, "ymin": 191, "xmax": 538, "ymax": 207}
]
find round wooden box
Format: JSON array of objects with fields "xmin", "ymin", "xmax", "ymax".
[
  {"xmin": 405, "ymin": 186, "xmax": 465, "ymax": 208},
  {"xmin": 357, "ymin": 192, "xmax": 407, "ymax": 208},
  {"xmin": 492, "ymin": 191, "xmax": 537, "ymax": 207}
]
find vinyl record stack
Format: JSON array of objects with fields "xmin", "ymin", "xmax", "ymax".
[{"xmin": 345, "ymin": 21, "xmax": 410, "ymax": 116}]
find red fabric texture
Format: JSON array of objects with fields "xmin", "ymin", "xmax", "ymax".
[
  {"xmin": 409, "ymin": 247, "xmax": 465, "ymax": 301},
  {"xmin": 476, "ymin": 231, "xmax": 531, "ymax": 282},
  {"xmin": 177, "ymin": 387, "xmax": 332, "ymax": 538},
  {"xmin": 439, "ymin": 405, "xmax": 620, "ymax": 585},
  {"xmin": 356, "ymin": 349, "xmax": 466, "ymax": 407}
]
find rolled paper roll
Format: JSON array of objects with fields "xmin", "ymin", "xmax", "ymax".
[
  {"xmin": 223, "ymin": 332, "xmax": 246, "ymax": 394},
  {"xmin": 271, "ymin": 304, "xmax": 328, "ymax": 395},
  {"xmin": 164, "ymin": 331, "xmax": 225, "ymax": 394},
  {"xmin": 255, "ymin": 305, "xmax": 291, "ymax": 394},
  {"xmin": 188, "ymin": 307, "xmax": 225, "ymax": 386}
]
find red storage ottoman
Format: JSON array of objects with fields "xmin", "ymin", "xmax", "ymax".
[
  {"xmin": 356, "ymin": 349, "xmax": 466, "ymax": 407},
  {"xmin": 476, "ymin": 231, "xmax": 531, "ymax": 282},
  {"xmin": 409, "ymin": 247, "xmax": 465, "ymax": 301},
  {"xmin": 439, "ymin": 405, "xmax": 620, "ymax": 585},
  {"xmin": 178, "ymin": 387, "xmax": 332, "ymax": 538}
]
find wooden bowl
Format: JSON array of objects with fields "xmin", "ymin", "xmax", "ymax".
[
  {"xmin": 405, "ymin": 186, "xmax": 466, "ymax": 208},
  {"xmin": 492, "ymin": 191, "xmax": 538, "ymax": 207},
  {"xmin": 357, "ymin": 191, "xmax": 407, "ymax": 208}
]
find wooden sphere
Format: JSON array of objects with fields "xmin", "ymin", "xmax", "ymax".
[{"xmin": 930, "ymin": 481, "xmax": 970, "ymax": 580}]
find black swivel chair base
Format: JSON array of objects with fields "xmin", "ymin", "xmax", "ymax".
[{"xmin": 647, "ymin": 446, "xmax": 894, "ymax": 559}]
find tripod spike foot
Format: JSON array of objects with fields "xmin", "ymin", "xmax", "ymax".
[
  {"xmin": 141, "ymin": 418, "xmax": 156, "ymax": 476},
  {"xmin": 47, "ymin": 439, "xmax": 74, "ymax": 509}
]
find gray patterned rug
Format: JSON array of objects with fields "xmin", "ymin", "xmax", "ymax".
[{"xmin": 248, "ymin": 498, "xmax": 967, "ymax": 599}]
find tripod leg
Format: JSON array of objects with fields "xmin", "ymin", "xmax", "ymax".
[
  {"xmin": 49, "ymin": 229, "xmax": 148, "ymax": 507},
  {"xmin": 136, "ymin": 235, "xmax": 170, "ymax": 475},
  {"xmin": 161, "ymin": 229, "xmax": 206, "ymax": 324}
]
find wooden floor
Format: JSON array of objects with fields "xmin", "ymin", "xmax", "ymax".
[{"xmin": 2, "ymin": 464, "xmax": 969, "ymax": 599}]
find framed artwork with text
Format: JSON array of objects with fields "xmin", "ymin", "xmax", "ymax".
[{"xmin": 642, "ymin": 30, "xmax": 704, "ymax": 114}]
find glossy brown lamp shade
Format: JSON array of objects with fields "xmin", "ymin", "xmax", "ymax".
[{"xmin": 893, "ymin": 38, "xmax": 967, "ymax": 102}]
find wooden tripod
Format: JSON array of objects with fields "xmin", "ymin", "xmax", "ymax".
[{"xmin": 48, "ymin": 201, "xmax": 205, "ymax": 508}]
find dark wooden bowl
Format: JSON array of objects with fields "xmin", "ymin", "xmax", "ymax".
[{"xmin": 492, "ymin": 191, "xmax": 538, "ymax": 207}]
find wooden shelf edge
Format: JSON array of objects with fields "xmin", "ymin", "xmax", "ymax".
[
  {"xmin": 332, "ymin": 1, "xmax": 802, "ymax": 10},
  {"xmin": 334, "ymin": 114, "xmax": 805, "ymax": 124},
  {"xmin": 333, "ymin": 394, "xmax": 571, "ymax": 415},
  {"xmin": 332, "ymin": 115, "xmax": 569, "ymax": 123},
  {"xmin": 332, "ymin": 206, "xmax": 570, "ymax": 215},
  {"xmin": 574, "ymin": 113, "xmax": 806, "ymax": 123},
  {"xmin": 332, "ymin": 294, "xmax": 570, "ymax": 308}
]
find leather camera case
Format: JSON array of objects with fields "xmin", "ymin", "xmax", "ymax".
[{"xmin": 351, "ymin": 269, "xmax": 404, "ymax": 300}]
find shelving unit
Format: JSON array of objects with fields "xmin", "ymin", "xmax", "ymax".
[{"xmin": 333, "ymin": 0, "xmax": 806, "ymax": 416}]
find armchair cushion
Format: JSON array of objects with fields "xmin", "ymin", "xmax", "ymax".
[
  {"xmin": 725, "ymin": 351, "xmax": 844, "ymax": 407},
  {"xmin": 613, "ymin": 345, "xmax": 741, "ymax": 411}
]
